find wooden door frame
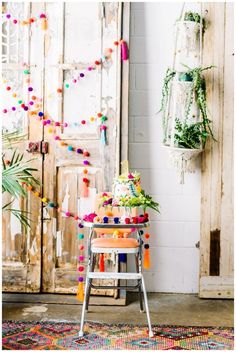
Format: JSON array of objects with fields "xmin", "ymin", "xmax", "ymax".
[{"xmin": 199, "ymin": 2, "xmax": 234, "ymax": 298}]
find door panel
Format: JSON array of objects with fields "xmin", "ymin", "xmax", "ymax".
[
  {"xmin": 42, "ymin": 2, "xmax": 123, "ymax": 293},
  {"xmin": 199, "ymin": 3, "xmax": 234, "ymax": 298},
  {"xmin": 2, "ymin": 2, "xmax": 44, "ymax": 292}
]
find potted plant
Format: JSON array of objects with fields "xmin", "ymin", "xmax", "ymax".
[{"xmin": 159, "ymin": 64, "xmax": 215, "ymax": 148}]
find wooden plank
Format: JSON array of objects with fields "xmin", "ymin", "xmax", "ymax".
[
  {"xmin": 220, "ymin": 2, "xmax": 234, "ymax": 277},
  {"xmin": 200, "ymin": 3, "xmax": 234, "ymax": 298},
  {"xmin": 200, "ymin": 276, "xmax": 234, "ymax": 299},
  {"xmin": 200, "ymin": 3, "xmax": 225, "ymax": 278}
]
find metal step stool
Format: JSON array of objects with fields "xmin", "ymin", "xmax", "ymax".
[{"xmin": 79, "ymin": 222, "xmax": 154, "ymax": 338}]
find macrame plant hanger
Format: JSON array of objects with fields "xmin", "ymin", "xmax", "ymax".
[{"xmin": 163, "ymin": 3, "xmax": 204, "ymax": 184}]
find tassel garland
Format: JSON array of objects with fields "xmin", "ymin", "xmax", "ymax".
[
  {"xmin": 99, "ymin": 253, "xmax": 105, "ymax": 272},
  {"xmin": 121, "ymin": 40, "xmax": 129, "ymax": 61},
  {"xmin": 143, "ymin": 244, "xmax": 150, "ymax": 269},
  {"xmin": 100, "ymin": 125, "xmax": 107, "ymax": 145},
  {"xmin": 81, "ymin": 177, "xmax": 89, "ymax": 197}
]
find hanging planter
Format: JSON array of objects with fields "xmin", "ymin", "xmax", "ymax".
[
  {"xmin": 159, "ymin": 23, "xmax": 215, "ymax": 183},
  {"xmin": 163, "ymin": 145, "xmax": 202, "ymax": 184},
  {"xmin": 174, "ymin": 11, "xmax": 204, "ymax": 72}
]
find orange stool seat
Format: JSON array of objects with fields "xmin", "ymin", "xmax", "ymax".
[{"xmin": 92, "ymin": 237, "xmax": 139, "ymax": 248}]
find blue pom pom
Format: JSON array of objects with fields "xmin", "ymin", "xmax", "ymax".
[
  {"xmin": 68, "ymin": 146, "xmax": 73, "ymax": 151},
  {"xmin": 140, "ymin": 230, "xmax": 144, "ymax": 235},
  {"xmin": 38, "ymin": 111, "xmax": 44, "ymax": 117},
  {"xmin": 103, "ymin": 216, "xmax": 109, "ymax": 223},
  {"xmin": 114, "ymin": 217, "xmax": 120, "ymax": 224}
]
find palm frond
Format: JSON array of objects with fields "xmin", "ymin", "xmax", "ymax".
[
  {"xmin": 3, "ymin": 205, "xmax": 32, "ymax": 230},
  {"xmin": 2, "ymin": 130, "xmax": 27, "ymax": 149},
  {"xmin": 2, "ymin": 151, "xmax": 40, "ymax": 199}
]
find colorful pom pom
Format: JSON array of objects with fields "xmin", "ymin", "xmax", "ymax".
[
  {"xmin": 74, "ymin": 215, "xmax": 79, "ymax": 220},
  {"xmin": 114, "ymin": 217, "xmax": 120, "ymax": 224},
  {"xmin": 78, "ymin": 233, "xmax": 84, "ymax": 240},
  {"xmin": 76, "ymin": 148, "xmax": 83, "ymax": 154},
  {"xmin": 67, "ymin": 146, "xmax": 73, "ymax": 151},
  {"xmin": 41, "ymin": 197, "xmax": 47, "ymax": 203},
  {"xmin": 103, "ymin": 216, "xmax": 109, "ymax": 223},
  {"xmin": 79, "ymin": 245, "xmax": 84, "ymax": 250}
]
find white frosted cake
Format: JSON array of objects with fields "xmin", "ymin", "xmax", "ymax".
[{"xmin": 112, "ymin": 172, "xmax": 142, "ymax": 206}]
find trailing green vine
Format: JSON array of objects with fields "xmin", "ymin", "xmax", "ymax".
[
  {"xmin": 159, "ymin": 65, "xmax": 216, "ymax": 149},
  {"xmin": 158, "ymin": 68, "xmax": 176, "ymax": 143}
]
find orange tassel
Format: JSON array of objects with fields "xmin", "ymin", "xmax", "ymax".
[
  {"xmin": 41, "ymin": 18, "xmax": 48, "ymax": 31},
  {"xmin": 81, "ymin": 178, "xmax": 89, "ymax": 197},
  {"xmin": 143, "ymin": 244, "xmax": 150, "ymax": 269},
  {"xmin": 99, "ymin": 254, "xmax": 105, "ymax": 272},
  {"xmin": 76, "ymin": 281, "xmax": 84, "ymax": 301}
]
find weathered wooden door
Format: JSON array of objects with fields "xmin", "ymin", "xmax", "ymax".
[
  {"xmin": 199, "ymin": 2, "xmax": 234, "ymax": 298},
  {"xmin": 42, "ymin": 2, "xmax": 123, "ymax": 293},
  {"xmin": 2, "ymin": 2, "xmax": 44, "ymax": 292},
  {"xmin": 2, "ymin": 2, "xmax": 129, "ymax": 294}
]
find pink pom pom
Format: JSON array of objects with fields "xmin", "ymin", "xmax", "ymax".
[
  {"xmin": 79, "ymin": 255, "xmax": 85, "ymax": 262},
  {"xmin": 55, "ymin": 122, "xmax": 60, "ymax": 126},
  {"xmin": 64, "ymin": 122, "xmax": 68, "ymax": 127},
  {"xmin": 78, "ymin": 266, "xmax": 84, "ymax": 272},
  {"xmin": 65, "ymin": 211, "xmax": 71, "ymax": 217},
  {"xmin": 43, "ymin": 120, "xmax": 47, "ymax": 126},
  {"xmin": 40, "ymin": 13, "xmax": 46, "ymax": 18},
  {"xmin": 131, "ymin": 227, "xmax": 136, "ymax": 232},
  {"xmin": 100, "ymin": 125, "xmax": 107, "ymax": 131},
  {"xmin": 54, "ymin": 135, "xmax": 60, "ymax": 140}
]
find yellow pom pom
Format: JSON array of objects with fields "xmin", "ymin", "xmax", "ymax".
[
  {"xmin": 41, "ymin": 197, "xmax": 47, "ymax": 203},
  {"xmin": 90, "ymin": 116, "xmax": 95, "ymax": 122},
  {"xmin": 34, "ymin": 192, "xmax": 40, "ymax": 197},
  {"xmin": 48, "ymin": 128, "xmax": 53, "ymax": 133},
  {"xmin": 113, "ymin": 230, "xmax": 119, "ymax": 239}
]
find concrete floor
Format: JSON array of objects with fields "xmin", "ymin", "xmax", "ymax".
[{"xmin": 3, "ymin": 293, "xmax": 233, "ymax": 327}]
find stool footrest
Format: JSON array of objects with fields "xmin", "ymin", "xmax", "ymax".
[{"xmin": 88, "ymin": 272, "xmax": 142, "ymax": 280}]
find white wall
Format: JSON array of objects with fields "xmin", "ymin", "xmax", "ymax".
[{"xmin": 129, "ymin": 2, "xmax": 201, "ymax": 293}]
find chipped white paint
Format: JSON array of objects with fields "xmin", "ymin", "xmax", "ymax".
[
  {"xmin": 10, "ymin": 197, "xmax": 21, "ymax": 240},
  {"xmin": 78, "ymin": 187, "xmax": 97, "ymax": 216},
  {"xmin": 29, "ymin": 237, "xmax": 37, "ymax": 256},
  {"xmin": 56, "ymin": 231, "xmax": 62, "ymax": 257},
  {"xmin": 64, "ymin": 167, "xmax": 99, "ymax": 175},
  {"xmin": 22, "ymin": 305, "xmax": 48, "ymax": 316},
  {"xmin": 61, "ymin": 184, "xmax": 70, "ymax": 217}
]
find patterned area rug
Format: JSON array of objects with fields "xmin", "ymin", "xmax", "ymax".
[{"xmin": 2, "ymin": 321, "xmax": 234, "ymax": 350}]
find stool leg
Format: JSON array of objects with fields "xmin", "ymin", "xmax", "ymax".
[
  {"xmin": 141, "ymin": 275, "xmax": 154, "ymax": 338},
  {"xmin": 85, "ymin": 253, "xmax": 95, "ymax": 312},
  {"xmin": 135, "ymin": 254, "xmax": 143, "ymax": 312},
  {"xmin": 79, "ymin": 274, "xmax": 89, "ymax": 337}
]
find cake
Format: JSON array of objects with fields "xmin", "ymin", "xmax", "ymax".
[{"xmin": 112, "ymin": 172, "xmax": 142, "ymax": 206}]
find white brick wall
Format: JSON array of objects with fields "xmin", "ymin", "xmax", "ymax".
[{"xmin": 129, "ymin": 3, "xmax": 201, "ymax": 293}]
